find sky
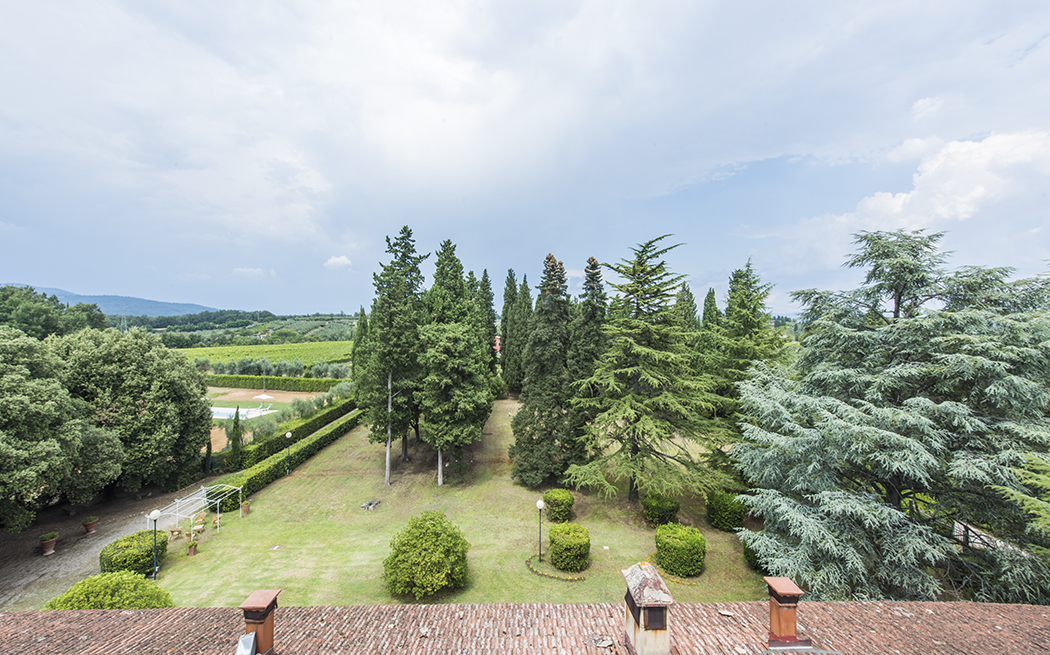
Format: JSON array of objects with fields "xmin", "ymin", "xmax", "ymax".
[{"xmin": 1, "ymin": 1, "xmax": 1048, "ymax": 316}]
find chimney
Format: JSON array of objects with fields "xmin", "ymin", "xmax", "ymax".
[
  {"xmin": 621, "ymin": 562, "xmax": 674, "ymax": 655},
  {"xmin": 238, "ymin": 589, "xmax": 282, "ymax": 655},
  {"xmin": 763, "ymin": 577, "xmax": 811, "ymax": 649}
]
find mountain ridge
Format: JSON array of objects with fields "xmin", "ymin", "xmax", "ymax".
[{"xmin": 3, "ymin": 283, "xmax": 218, "ymax": 317}]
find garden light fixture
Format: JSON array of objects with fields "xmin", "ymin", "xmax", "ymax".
[
  {"xmin": 148, "ymin": 509, "xmax": 162, "ymax": 578},
  {"xmin": 536, "ymin": 499, "xmax": 545, "ymax": 562}
]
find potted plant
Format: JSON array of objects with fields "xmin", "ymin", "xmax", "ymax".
[
  {"xmin": 82, "ymin": 516, "xmax": 99, "ymax": 535},
  {"xmin": 187, "ymin": 534, "xmax": 198, "ymax": 557},
  {"xmin": 40, "ymin": 532, "xmax": 58, "ymax": 556},
  {"xmin": 241, "ymin": 500, "xmax": 250, "ymax": 515}
]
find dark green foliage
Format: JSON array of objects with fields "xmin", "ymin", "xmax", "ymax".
[
  {"xmin": 226, "ymin": 408, "xmax": 244, "ymax": 470},
  {"xmin": 706, "ymin": 489, "xmax": 748, "ymax": 531},
  {"xmin": 565, "ymin": 237, "xmax": 726, "ymax": 502},
  {"xmin": 741, "ymin": 536, "xmax": 767, "ymax": 573},
  {"xmin": 215, "ymin": 410, "xmax": 361, "ymax": 511},
  {"xmin": 655, "ymin": 523, "xmax": 706, "ymax": 577},
  {"xmin": 548, "ymin": 522, "xmax": 590, "ymax": 572},
  {"xmin": 237, "ymin": 397, "xmax": 355, "ymax": 468},
  {"xmin": 510, "ymin": 254, "xmax": 580, "ymax": 487},
  {"xmin": 675, "ymin": 283, "xmax": 701, "ymax": 332},
  {"xmin": 0, "ymin": 285, "xmax": 106, "ymax": 339},
  {"xmin": 0, "ymin": 326, "xmax": 122, "ymax": 531},
  {"xmin": 702, "ymin": 288, "xmax": 721, "ymax": 327},
  {"xmin": 45, "ymin": 571, "xmax": 174, "ymax": 610},
  {"xmin": 500, "ymin": 269, "xmax": 519, "ymax": 390},
  {"xmin": 564, "ymin": 257, "xmax": 607, "ymax": 466},
  {"xmin": 383, "ymin": 511, "xmax": 470, "ymax": 599},
  {"xmin": 737, "ymin": 229, "xmax": 1050, "ymax": 602},
  {"xmin": 203, "ymin": 375, "xmax": 347, "ymax": 392},
  {"xmin": 51, "ymin": 328, "xmax": 211, "ymax": 493},
  {"xmin": 502, "ymin": 274, "xmax": 533, "ymax": 393},
  {"xmin": 478, "ymin": 270, "xmax": 499, "ymax": 375},
  {"xmin": 99, "ymin": 530, "xmax": 168, "ymax": 575},
  {"xmin": 543, "ymin": 488, "xmax": 575, "ymax": 523},
  {"xmin": 641, "ymin": 493, "xmax": 681, "ymax": 526}
]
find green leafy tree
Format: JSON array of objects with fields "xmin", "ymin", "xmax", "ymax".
[
  {"xmin": 50, "ymin": 328, "xmax": 211, "ymax": 492},
  {"xmin": 509, "ymin": 254, "xmax": 577, "ymax": 487},
  {"xmin": 701, "ymin": 287, "xmax": 721, "ymax": 327},
  {"xmin": 45, "ymin": 571, "xmax": 174, "ymax": 610},
  {"xmin": 350, "ymin": 307, "xmax": 368, "ymax": 381},
  {"xmin": 383, "ymin": 511, "xmax": 470, "ymax": 600},
  {"xmin": 0, "ymin": 327, "xmax": 122, "ymax": 531},
  {"xmin": 359, "ymin": 227, "xmax": 429, "ymax": 483},
  {"xmin": 500, "ymin": 269, "xmax": 518, "ymax": 388},
  {"xmin": 477, "ymin": 269, "xmax": 499, "ymax": 375},
  {"xmin": 675, "ymin": 283, "xmax": 701, "ymax": 332},
  {"xmin": 226, "ymin": 409, "xmax": 244, "ymax": 470},
  {"xmin": 565, "ymin": 236, "xmax": 726, "ymax": 502},
  {"xmin": 0, "ymin": 286, "xmax": 62, "ymax": 339},
  {"xmin": 994, "ymin": 455, "xmax": 1050, "ymax": 561},
  {"xmin": 736, "ymin": 230, "xmax": 1050, "ymax": 603},
  {"xmin": 504, "ymin": 275, "xmax": 533, "ymax": 394}
]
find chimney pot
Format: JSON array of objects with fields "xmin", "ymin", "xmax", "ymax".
[
  {"xmin": 763, "ymin": 577, "xmax": 811, "ymax": 649},
  {"xmin": 239, "ymin": 589, "xmax": 281, "ymax": 655}
]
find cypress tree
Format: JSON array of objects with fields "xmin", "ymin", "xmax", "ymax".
[
  {"xmin": 702, "ymin": 287, "xmax": 721, "ymax": 327},
  {"xmin": 565, "ymin": 256, "xmax": 608, "ymax": 463},
  {"xmin": 478, "ymin": 270, "xmax": 498, "ymax": 375},
  {"xmin": 503, "ymin": 275, "xmax": 532, "ymax": 394},
  {"xmin": 508, "ymin": 254, "xmax": 574, "ymax": 487},
  {"xmin": 351, "ymin": 306, "xmax": 368, "ymax": 381},
  {"xmin": 675, "ymin": 283, "xmax": 701, "ymax": 332},
  {"xmin": 227, "ymin": 409, "xmax": 243, "ymax": 471},
  {"xmin": 565, "ymin": 236, "xmax": 725, "ymax": 502},
  {"xmin": 500, "ymin": 269, "xmax": 517, "ymax": 385}
]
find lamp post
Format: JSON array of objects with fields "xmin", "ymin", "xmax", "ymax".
[
  {"xmin": 536, "ymin": 499, "xmax": 545, "ymax": 562},
  {"xmin": 148, "ymin": 509, "xmax": 162, "ymax": 578},
  {"xmin": 285, "ymin": 432, "xmax": 292, "ymax": 476}
]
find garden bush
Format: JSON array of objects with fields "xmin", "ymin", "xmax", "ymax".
[
  {"xmin": 655, "ymin": 523, "xmax": 706, "ymax": 577},
  {"xmin": 383, "ymin": 511, "xmax": 470, "ymax": 600},
  {"xmin": 240, "ymin": 397, "xmax": 357, "ymax": 467},
  {"xmin": 742, "ymin": 537, "xmax": 768, "ymax": 574},
  {"xmin": 641, "ymin": 493, "xmax": 680, "ymax": 526},
  {"xmin": 99, "ymin": 530, "xmax": 168, "ymax": 575},
  {"xmin": 45, "ymin": 571, "xmax": 174, "ymax": 610},
  {"xmin": 549, "ymin": 522, "xmax": 590, "ymax": 573},
  {"xmin": 543, "ymin": 489, "xmax": 574, "ymax": 523},
  {"xmin": 204, "ymin": 374, "xmax": 350, "ymax": 392},
  {"xmin": 706, "ymin": 489, "xmax": 748, "ymax": 531}
]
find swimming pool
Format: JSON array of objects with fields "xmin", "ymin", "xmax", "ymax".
[{"xmin": 211, "ymin": 407, "xmax": 278, "ymax": 420}]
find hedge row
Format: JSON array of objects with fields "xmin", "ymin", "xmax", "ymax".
[
  {"xmin": 204, "ymin": 374, "xmax": 350, "ymax": 392},
  {"xmin": 213, "ymin": 408, "xmax": 363, "ymax": 511},
  {"xmin": 100, "ymin": 530, "xmax": 168, "ymax": 576},
  {"xmin": 241, "ymin": 397, "xmax": 357, "ymax": 467}
]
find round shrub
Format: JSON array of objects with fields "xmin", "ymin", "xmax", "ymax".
[
  {"xmin": 45, "ymin": 571, "xmax": 174, "ymax": 610},
  {"xmin": 383, "ymin": 511, "xmax": 470, "ymax": 600},
  {"xmin": 548, "ymin": 522, "xmax": 590, "ymax": 573},
  {"xmin": 99, "ymin": 530, "xmax": 168, "ymax": 575},
  {"xmin": 655, "ymin": 522, "xmax": 706, "ymax": 577},
  {"xmin": 543, "ymin": 489, "xmax": 574, "ymax": 523},
  {"xmin": 641, "ymin": 493, "xmax": 680, "ymax": 526},
  {"xmin": 706, "ymin": 489, "xmax": 748, "ymax": 531}
]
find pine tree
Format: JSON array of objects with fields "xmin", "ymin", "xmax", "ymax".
[
  {"xmin": 503, "ymin": 275, "xmax": 533, "ymax": 393},
  {"xmin": 359, "ymin": 226, "xmax": 429, "ymax": 484},
  {"xmin": 675, "ymin": 283, "xmax": 700, "ymax": 332},
  {"xmin": 565, "ymin": 236, "xmax": 726, "ymax": 502},
  {"xmin": 351, "ymin": 306, "xmax": 368, "ymax": 381},
  {"xmin": 500, "ymin": 269, "xmax": 517, "ymax": 386},
  {"xmin": 508, "ymin": 254, "xmax": 575, "ymax": 487},
  {"xmin": 478, "ymin": 270, "xmax": 498, "ymax": 375},
  {"xmin": 702, "ymin": 287, "xmax": 721, "ymax": 327},
  {"xmin": 736, "ymin": 229, "xmax": 1050, "ymax": 603}
]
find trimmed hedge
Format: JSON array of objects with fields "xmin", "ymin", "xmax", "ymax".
[
  {"xmin": 655, "ymin": 523, "xmax": 706, "ymax": 577},
  {"xmin": 543, "ymin": 489, "xmax": 574, "ymax": 523},
  {"xmin": 100, "ymin": 530, "xmax": 168, "ymax": 575},
  {"xmin": 45, "ymin": 571, "xmax": 174, "ymax": 610},
  {"xmin": 706, "ymin": 489, "xmax": 748, "ymax": 531},
  {"xmin": 549, "ymin": 522, "xmax": 590, "ymax": 573},
  {"xmin": 205, "ymin": 374, "xmax": 350, "ymax": 392},
  {"xmin": 213, "ymin": 409, "xmax": 362, "ymax": 512},
  {"xmin": 241, "ymin": 397, "xmax": 357, "ymax": 467},
  {"xmin": 641, "ymin": 493, "xmax": 680, "ymax": 526}
]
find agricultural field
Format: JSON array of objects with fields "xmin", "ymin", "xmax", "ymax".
[
  {"xmin": 156, "ymin": 399, "xmax": 766, "ymax": 607},
  {"xmin": 177, "ymin": 340, "xmax": 354, "ymax": 367}
]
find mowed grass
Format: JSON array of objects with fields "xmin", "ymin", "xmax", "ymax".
[{"xmin": 157, "ymin": 399, "xmax": 766, "ymax": 607}]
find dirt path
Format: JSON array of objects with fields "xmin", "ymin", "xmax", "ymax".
[
  {"xmin": 0, "ymin": 478, "xmax": 223, "ymax": 611},
  {"xmin": 207, "ymin": 387, "xmax": 323, "ymax": 404}
]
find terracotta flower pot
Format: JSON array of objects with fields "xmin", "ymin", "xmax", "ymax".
[
  {"xmin": 82, "ymin": 519, "xmax": 98, "ymax": 535},
  {"xmin": 41, "ymin": 537, "xmax": 57, "ymax": 556},
  {"xmin": 188, "ymin": 543, "xmax": 198, "ymax": 557},
  {"xmin": 242, "ymin": 502, "xmax": 250, "ymax": 516}
]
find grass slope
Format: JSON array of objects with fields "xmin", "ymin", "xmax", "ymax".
[
  {"xmin": 176, "ymin": 341, "xmax": 354, "ymax": 367},
  {"xmin": 157, "ymin": 399, "xmax": 766, "ymax": 606}
]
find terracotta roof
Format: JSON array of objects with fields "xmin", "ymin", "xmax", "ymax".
[{"xmin": 1, "ymin": 600, "xmax": 1048, "ymax": 655}]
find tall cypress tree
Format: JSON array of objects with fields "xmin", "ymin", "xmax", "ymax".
[
  {"xmin": 702, "ymin": 287, "xmax": 721, "ymax": 327},
  {"xmin": 500, "ymin": 269, "xmax": 517, "ymax": 385},
  {"xmin": 565, "ymin": 236, "xmax": 725, "ymax": 502},
  {"xmin": 360, "ymin": 226, "xmax": 429, "ymax": 483},
  {"xmin": 418, "ymin": 240, "xmax": 493, "ymax": 485},
  {"xmin": 351, "ymin": 306, "xmax": 368, "ymax": 382},
  {"xmin": 508, "ymin": 254, "xmax": 575, "ymax": 487},
  {"xmin": 478, "ymin": 270, "xmax": 498, "ymax": 375},
  {"xmin": 675, "ymin": 283, "xmax": 701, "ymax": 332},
  {"xmin": 503, "ymin": 275, "xmax": 532, "ymax": 393},
  {"xmin": 565, "ymin": 256, "xmax": 608, "ymax": 462}
]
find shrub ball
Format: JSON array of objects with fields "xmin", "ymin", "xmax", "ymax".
[
  {"xmin": 641, "ymin": 493, "xmax": 680, "ymax": 526},
  {"xmin": 542, "ymin": 489, "xmax": 574, "ymax": 523},
  {"xmin": 383, "ymin": 511, "xmax": 470, "ymax": 600},
  {"xmin": 45, "ymin": 571, "xmax": 174, "ymax": 610},
  {"xmin": 655, "ymin": 522, "xmax": 706, "ymax": 577},
  {"xmin": 548, "ymin": 522, "xmax": 590, "ymax": 573}
]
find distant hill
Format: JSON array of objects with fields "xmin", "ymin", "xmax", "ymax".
[{"xmin": 3, "ymin": 284, "xmax": 217, "ymax": 317}]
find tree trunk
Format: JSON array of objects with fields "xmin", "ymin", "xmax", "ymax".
[
  {"xmin": 401, "ymin": 433, "xmax": 409, "ymax": 461},
  {"xmin": 437, "ymin": 449, "xmax": 443, "ymax": 486},
  {"xmin": 628, "ymin": 437, "xmax": 640, "ymax": 502}
]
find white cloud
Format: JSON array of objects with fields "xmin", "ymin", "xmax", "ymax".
[
  {"xmin": 911, "ymin": 97, "xmax": 944, "ymax": 122},
  {"xmin": 233, "ymin": 267, "xmax": 265, "ymax": 276},
  {"xmin": 767, "ymin": 131, "xmax": 1050, "ymax": 278},
  {"xmin": 0, "ymin": 221, "xmax": 20, "ymax": 231},
  {"xmin": 323, "ymin": 255, "xmax": 352, "ymax": 270}
]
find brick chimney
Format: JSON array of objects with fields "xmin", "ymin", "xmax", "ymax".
[
  {"xmin": 239, "ymin": 589, "xmax": 282, "ymax": 655},
  {"xmin": 763, "ymin": 577, "xmax": 811, "ymax": 649},
  {"xmin": 621, "ymin": 562, "xmax": 674, "ymax": 655}
]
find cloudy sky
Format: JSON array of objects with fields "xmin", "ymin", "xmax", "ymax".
[{"xmin": 2, "ymin": 1, "xmax": 1048, "ymax": 315}]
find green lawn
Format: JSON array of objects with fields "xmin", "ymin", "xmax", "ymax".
[
  {"xmin": 177, "ymin": 341, "xmax": 354, "ymax": 367},
  {"xmin": 157, "ymin": 399, "xmax": 766, "ymax": 607}
]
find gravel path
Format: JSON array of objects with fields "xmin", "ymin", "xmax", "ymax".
[{"xmin": 0, "ymin": 479, "xmax": 221, "ymax": 610}]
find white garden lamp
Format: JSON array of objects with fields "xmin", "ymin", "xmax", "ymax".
[
  {"xmin": 536, "ymin": 499, "xmax": 545, "ymax": 562},
  {"xmin": 148, "ymin": 509, "xmax": 162, "ymax": 578},
  {"xmin": 285, "ymin": 432, "xmax": 292, "ymax": 476}
]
